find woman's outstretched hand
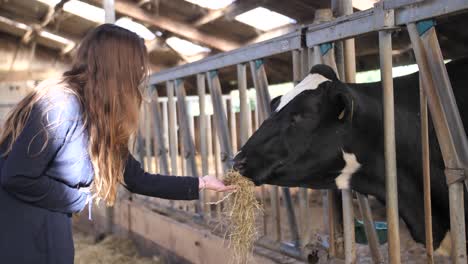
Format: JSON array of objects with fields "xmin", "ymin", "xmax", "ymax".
[{"xmin": 199, "ymin": 175, "xmax": 237, "ymax": 192}]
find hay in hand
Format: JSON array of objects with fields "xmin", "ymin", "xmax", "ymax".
[{"xmin": 221, "ymin": 170, "xmax": 262, "ymax": 264}]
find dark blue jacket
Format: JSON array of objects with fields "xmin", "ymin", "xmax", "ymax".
[{"xmin": 0, "ymin": 84, "xmax": 199, "ymax": 264}]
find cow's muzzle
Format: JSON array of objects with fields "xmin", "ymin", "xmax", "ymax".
[{"xmin": 233, "ymin": 152, "xmax": 247, "ymax": 174}]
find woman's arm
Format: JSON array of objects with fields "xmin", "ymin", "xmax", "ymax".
[
  {"xmin": 0, "ymin": 96, "xmax": 88, "ymax": 214},
  {"xmin": 123, "ymin": 154, "xmax": 199, "ymax": 200}
]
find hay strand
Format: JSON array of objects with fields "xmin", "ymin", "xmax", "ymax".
[{"xmin": 221, "ymin": 170, "xmax": 262, "ymax": 264}]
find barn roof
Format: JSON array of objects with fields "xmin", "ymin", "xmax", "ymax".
[{"xmin": 1, "ymin": 0, "xmax": 468, "ymax": 94}]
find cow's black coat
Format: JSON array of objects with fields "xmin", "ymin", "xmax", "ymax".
[{"xmin": 234, "ymin": 58, "xmax": 468, "ymax": 250}]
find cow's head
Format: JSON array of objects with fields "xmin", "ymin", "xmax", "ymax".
[{"xmin": 233, "ymin": 64, "xmax": 359, "ymax": 189}]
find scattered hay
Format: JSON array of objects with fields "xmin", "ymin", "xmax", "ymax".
[
  {"xmin": 74, "ymin": 230, "xmax": 161, "ymax": 264},
  {"xmin": 221, "ymin": 170, "xmax": 262, "ymax": 264}
]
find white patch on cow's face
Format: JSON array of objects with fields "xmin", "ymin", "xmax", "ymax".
[
  {"xmin": 335, "ymin": 151, "xmax": 361, "ymax": 189},
  {"xmin": 275, "ymin": 73, "xmax": 330, "ymax": 112},
  {"xmin": 435, "ymin": 231, "xmax": 452, "ymax": 256}
]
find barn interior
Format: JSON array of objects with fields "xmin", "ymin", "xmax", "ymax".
[{"xmin": 1, "ymin": 1, "xmax": 468, "ymax": 264}]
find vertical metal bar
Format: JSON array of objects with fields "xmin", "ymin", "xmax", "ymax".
[
  {"xmin": 313, "ymin": 46, "xmax": 322, "ymax": 65},
  {"xmin": 213, "ymin": 120, "xmax": 222, "ymax": 218},
  {"xmin": 379, "ymin": 29, "xmax": 401, "ymax": 264},
  {"xmin": 162, "ymin": 101, "xmax": 169, "ymax": 163},
  {"xmin": 144, "ymin": 103, "xmax": 153, "ymax": 172},
  {"xmin": 103, "ymin": 0, "xmax": 115, "ymax": 23},
  {"xmin": 206, "ymin": 114, "xmax": 214, "ymax": 217},
  {"xmin": 197, "ymin": 74, "xmax": 209, "ymax": 216},
  {"xmin": 175, "ymin": 79, "xmax": 201, "ymax": 214},
  {"xmin": 206, "ymin": 71, "xmax": 233, "ymax": 171},
  {"xmin": 228, "ymin": 97, "xmax": 238, "ymax": 152},
  {"xmin": 103, "ymin": 0, "xmax": 115, "ymax": 235},
  {"xmin": 300, "ymin": 47, "xmax": 311, "ymax": 245},
  {"xmin": 161, "ymin": 100, "xmax": 173, "ymax": 208},
  {"xmin": 167, "ymin": 81, "xmax": 178, "ymax": 210},
  {"xmin": 326, "ymin": 192, "xmax": 338, "ymax": 257},
  {"xmin": 150, "ymin": 90, "xmax": 169, "ymax": 175},
  {"xmin": 238, "ymin": 64, "xmax": 251, "ymax": 145},
  {"xmin": 420, "ymin": 76, "xmax": 434, "ymax": 264},
  {"xmin": 293, "ymin": 49, "xmax": 310, "ymax": 241},
  {"xmin": 167, "ymin": 81, "xmax": 179, "ymax": 176},
  {"xmin": 341, "ymin": 190, "xmax": 355, "ymax": 264},
  {"xmin": 407, "ymin": 22, "xmax": 467, "ymax": 263},
  {"xmin": 357, "ymin": 194, "xmax": 384, "ymax": 263}
]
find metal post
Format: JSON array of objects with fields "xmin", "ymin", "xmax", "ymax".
[
  {"xmin": 419, "ymin": 76, "xmax": 434, "ymax": 263},
  {"xmin": 205, "ymin": 71, "xmax": 233, "ymax": 171},
  {"xmin": 103, "ymin": 0, "xmax": 115, "ymax": 236},
  {"xmin": 213, "ymin": 120, "xmax": 222, "ymax": 218},
  {"xmin": 293, "ymin": 49, "xmax": 311, "ymax": 241},
  {"xmin": 144, "ymin": 103, "xmax": 153, "ymax": 172},
  {"xmin": 379, "ymin": 29, "xmax": 401, "ymax": 264},
  {"xmin": 237, "ymin": 64, "xmax": 251, "ymax": 145},
  {"xmin": 357, "ymin": 194, "xmax": 384, "ymax": 263},
  {"xmin": 197, "ymin": 74, "xmax": 210, "ymax": 216},
  {"xmin": 206, "ymin": 114, "xmax": 214, "ymax": 217},
  {"xmin": 150, "ymin": 90, "xmax": 169, "ymax": 175},
  {"xmin": 167, "ymin": 81, "xmax": 178, "ymax": 209},
  {"xmin": 103, "ymin": 0, "xmax": 115, "ymax": 23},
  {"xmin": 167, "ymin": 81, "xmax": 179, "ymax": 176},
  {"xmin": 228, "ymin": 98, "xmax": 238, "ymax": 152},
  {"xmin": 407, "ymin": 22, "xmax": 467, "ymax": 263},
  {"xmin": 174, "ymin": 79, "xmax": 201, "ymax": 214}
]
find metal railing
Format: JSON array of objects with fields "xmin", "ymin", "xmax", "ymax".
[{"xmin": 132, "ymin": 1, "xmax": 468, "ymax": 263}]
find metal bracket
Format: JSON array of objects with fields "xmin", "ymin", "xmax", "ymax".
[
  {"xmin": 374, "ymin": 1, "xmax": 398, "ymax": 30},
  {"xmin": 416, "ymin": 19, "xmax": 436, "ymax": 36},
  {"xmin": 445, "ymin": 168, "xmax": 465, "ymax": 185},
  {"xmin": 320, "ymin": 43, "xmax": 333, "ymax": 56}
]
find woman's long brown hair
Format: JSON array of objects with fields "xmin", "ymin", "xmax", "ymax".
[{"xmin": 0, "ymin": 24, "xmax": 149, "ymax": 206}]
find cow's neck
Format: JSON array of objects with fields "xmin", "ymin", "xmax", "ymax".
[{"xmin": 343, "ymin": 85, "xmax": 434, "ymax": 245}]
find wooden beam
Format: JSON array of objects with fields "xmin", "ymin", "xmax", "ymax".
[
  {"xmin": 0, "ymin": 15, "xmax": 78, "ymax": 54},
  {"xmin": 88, "ymin": 0, "xmax": 241, "ymax": 51},
  {"xmin": 0, "ymin": 70, "xmax": 62, "ymax": 82}
]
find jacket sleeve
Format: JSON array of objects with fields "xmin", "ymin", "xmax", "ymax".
[
  {"xmin": 0, "ymin": 98, "xmax": 88, "ymax": 214},
  {"xmin": 123, "ymin": 154, "xmax": 199, "ymax": 200}
]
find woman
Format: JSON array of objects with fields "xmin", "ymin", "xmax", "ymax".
[{"xmin": 0, "ymin": 24, "xmax": 235, "ymax": 264}]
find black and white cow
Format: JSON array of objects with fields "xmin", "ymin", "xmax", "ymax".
[{"xmin": 233, "ymin": 57, "xmax": 468, "ymax": 253}]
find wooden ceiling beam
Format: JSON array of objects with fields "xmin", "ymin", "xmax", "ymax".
[
  {"xmin": 0, "ymin": 15, "xmax": 78, "ymax": 52},
  {"xmin": 0, "ymin": 69, "xmax": 62, "ymax": 82},
  {"xmin": 88, "ymin": 0, "xmax": 241, "ymax": 52}
]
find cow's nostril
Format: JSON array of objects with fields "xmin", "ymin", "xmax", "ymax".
[{"xmin": 233, "ymin": 158, "xmax": 247, "ymax": 172}]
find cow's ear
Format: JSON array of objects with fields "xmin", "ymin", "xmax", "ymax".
[
  {"xmin": 328, "ymin": 88, "xmax": 354, "ymax": 122},
  {"xmin": 270, "ymin": 96, "xmax": 282, "ymax": 112}
]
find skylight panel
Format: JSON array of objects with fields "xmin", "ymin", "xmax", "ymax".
[
  {"xmin": 64, "ymin": 1, "xmax": 105, "ymax": 23},
  {"xmin": 37, "ymin": 0, "xmax": 105, "ymax": 24},
  {"xmin": 352, "ymin": 0, "xmax": 378, "ymax": 10},
  {"xmin": 235, "ymin": 7, "xmax": 296, "ymax": 31},
  {"xmin": 115, "ymin": 17, "xmax": 156, "ymax": 40},
  {"xmin": 184, "ymin": 0, "xmax": 235, "ymax": 10},
  {"xmin": 166, "ymin": 37, "xmax": 211, "ymax": 57}
]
